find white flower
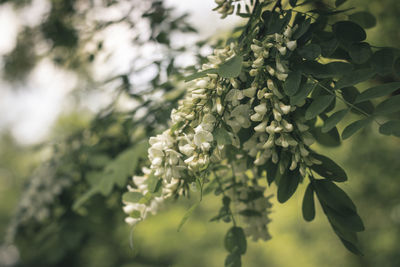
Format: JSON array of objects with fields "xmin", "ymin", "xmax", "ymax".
[
  {"xmin": 286, "ymin": 40, "xmax": 297, "ymax": 51},
  {"xmin": 194, "ymin": 130, "xmax": 213, "ymax": 151}
]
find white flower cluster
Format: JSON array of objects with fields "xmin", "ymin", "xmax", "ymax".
[
  {"xmin": 236, "ymin": 186, "xmax": 273, "ymax": 241},
  {"xmin": 239, "ymin": 27, "xmax": 318, "ymax": 177},
  {"xmin": 124, "ymin": 23, "xmax": 319, "ymax": 241},
  {"xmin": 5, "ymin": 164, "xmax": 72, "ymax": 243},
  {"xmin": 123, "ymin": 168, "xmax": 179, "ymax": 225}
]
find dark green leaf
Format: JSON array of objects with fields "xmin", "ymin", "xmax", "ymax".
[
  {"xmin": 290, "ymin": 82, "xmax": 315, "ymax": 106},
  {"xmin": 333, "ymin": 21, "xmax": 366, "ymax": 43},
  {"xmin": 277, "ymin": 170, "xmax": 301, "ymax": 203},
  {"xmin": 335, "ymin": 68, "xmax": 375, "ymax": 89},
  {"xmin": 217, "ymin": 55, "xmax": 243, "ymax": 78},
  {"xmin": 322, "ymin": 109, "xmax": 348, "ymax": 133},
  {"xmin": 379, "ymin": 120, "xmax": 400, "ymax": 137},
  {"xmin": 335, "ymin": 0, "xmax": 347, "ymax": 7},
  {"xmin": 302, "ymin": 184, "xmax": 316, "ymax": 221},
  {"xmin": 305, "ymin": 95, "xmax": 335, "ymax": 120},
  {"xmin": 325, "ymin": 206, "xmax": 364, "ymax": 232},
  {"xmin": 371, "ymin": 49, "xmax": 395, "ymax": 75},
  {"xmin": 355, "ymin": 82, "xmax": 400, "ymax": 103},
  {"xmin": 225, "ymin": 253, "xmax": 241, "ymax": 267},
  {"xmin": 224, "ymin": 227, "xmax": 247, "ymax": 255},
  {"xmin": 311, "ymin": 154, "xmax": 347, "ymax": 182},
  {"xmin": 265, "ymin": 160, "xmax": 278, "ymax": 185},
  {"xmin": 375, "ymin": 95, "xmax": 400, "ymax": 115},
  {"xmin": 342, "ymin": 118, "xmax": 371, "ymax": 139},
  {"xmin": 326, "ymin": 62, "xmax": 353, "ymax": 77},
  {"xmin": 293, "ymin": 18, "xmax": 311, "ymax": 39},
  {"xmin": 348, "ymin": 42, "xmax": 372, "ymax": 64},
  {"xmin": 394, "ymin": 58, "xmax": 400, "ymax": 78},
  {"xmin": 339, "ymin": 236, "xmax": 364, "ymax": 255},
  {"xmin": 297, "ymin": 43, "xmax": 321, "ymax": 60},
  {"xmin": 122, "ymin": 192, "xmax": 144, "ymax": 203},
  {"xmin": 349, "ymin": 11, "xmax": 376, "ymax": 29},
  {"xmin": 289, "ymin": 0, "xmax": 298, "ymax": 7},
  {"xmin": 177, "ymin": 202, "xmax": 199, "ymax": 232},
  {"xmin": 262, "ymin": 11, "xmax": 287, "ymax": 35},
  {"xmin": 341, "ymin": 86, "xmax": 375, "ymax": 114},
  {"xmin": 283, "ymin": 71, "xmax": 302, "ymax": 96},
  {"xmin": 312, "ymin": 127, "xmax": 341, "ymax": 147},
  {"xmin": 313, "ymin": 179, "xmax": 357, "ymax": 215}
]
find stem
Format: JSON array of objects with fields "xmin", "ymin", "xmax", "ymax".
[
  {"xmin": 307, "ymin": 75, "xmax": 383, "ymax": 126},
  {"xmin": 272, "ymin": 0, "xmax": 282, "ymax": 12},
  {"xmin": 214, "ymin": 172, "xmax": 237, "ymax": 226}
]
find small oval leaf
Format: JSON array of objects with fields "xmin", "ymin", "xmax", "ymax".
[
  {"xmin": 305, "ymin": 95, "xmax": 335, "ymax": 120},
  {"xmin": 342, "ymin": 118, "xmax": 371, "ymax": 140},
  {"xmin": 322, "ymin": 109, "xmax": 348, "ymax": 133},
  {"xmin": 302, "ymin": 184, "xmax": 316, "ymax": 221}
]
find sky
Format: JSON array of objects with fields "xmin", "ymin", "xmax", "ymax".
[{"xmin": 0, "ymin": 0, "xmax": 241, "ymax": 145}]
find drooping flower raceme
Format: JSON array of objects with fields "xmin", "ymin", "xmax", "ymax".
[{"xmin": 123, "ymin": 17, "xmax": 322, "ymax": 243}]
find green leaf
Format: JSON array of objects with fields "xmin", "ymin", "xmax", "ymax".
[
  {"xmin": 325, "ymin": 62, "xmax": 353, "ymax": 77},
  {"xmin": 313, "ymin": 179, "xmax": 357, "ymax": 215},
  {"xmin": 355, "ymin": 82, "xmax": 400, "ymax": 103},
  {"xmin": 335, "ymin": 68, "xmax": 375, "ymax": 89},
  {"xmin": 348, "ymin": 42, "xmax": 372, "ymax": 64},
  {"xmin": 379, "ymin": 120, "xmax": 400, "ymax": 137},
  {"xmin": 333, "ymin": 21, "xmax": 366, "ymax": 43},
  {"xmin": 290, "ymin": 82, "xmax": 315, "ymax": 106},
  {"xmin": 184, "ymin": 69, "xmax": 217, "ymax": 82},
  {"xmin": 293, "ymin": 18, "xmax": 311, "ymax": 40},
  {"xmin": 299, "ymin": 61, "xmax": 353, "ymax": 79},
  {"xmin": 311, "ymin": 154, "xmax": 347, "ymax": 182},
  {"xmin": 283, "ymin": 71, "xmax": 302, "ymax": 96},
  {"xmin": 72, "ymin": 187, "xmax": 99, "ymax": 211},
  {"xmin": 225, "ymin": 253, "xmax": 241, "ymax": 267},
  {"xmin": 297, "ymin": 44, "xmax": 321, "ymax": 60},
  {"xmin": 262, "ymin": 11, "xmax": 290, "ymax": 35},
  {"xmin": 335, "ymin": 0, "xmax": 347, "ymax": 7},
  {"xmin": 349, "ymin": 11, "xmax": 376, "ymax": 29},
  {"xmin": 375, "ymin": 95, "xmax": 400, "ymax": 115},
  {"xmin": 214, "ymin": 127, "xmax": 232, "ymax": 146},
  {"xmin": 146, "ymin": 172, "xmax": 161, "ymax": 193},
  {"xmin": 265, "ymin": 160, "xmax": 278, "ymax": 185},
  {"xmin": 217, "ymin": 55, "xmax": 243, "ymax": 78},
  {"xmin": 177, "ymin": 202, "xmax": 199, "ymax": 232},
  {"xmin": 371, "ymin": 49, "xmax": 395, "ymax": 75},
  {"xmin": 289, "ymin": 0, "xmax": 298, "ymax": 7},
  {"xmin": 341, "ymin": 86, "xmax": 375, "ymax": 114},
  {"xmin": 302, "ymin": 184, "xmax": 316, "ymax": 221},
  {"xmin": 122, "ymin": 192, "xmax": 144, "ymax": 203},
  {"xmin": 339, "ymin": 236, "xmax": 364, "ymax": 255},
  {"xmin": 322, "ymin": 109, "xmax": 348, "ymax": 133},
  {"xmin": 224, "ymin": 227, "xmax": 247, "ymax": 255},
  {"xmin": 325, "ymin": 206, "xmax": 364, "ymax": 232},
  {"xmin": 305, "ymin": 95, "xmax": 335, "ymax": 120},
  {"xmin": 312, "ymin": 127, "xmax": 341, "ymax": 147},
  {"xmin": 342, "ymin": 118, "xmax": 371, "ymax": 139},
  {"xmin": 277, "ymin": 170, "xmax": 301, "ymax": 203},
  {"xmin": 394, "ymin": 58, "xmax": 400, "ymax": 78}
]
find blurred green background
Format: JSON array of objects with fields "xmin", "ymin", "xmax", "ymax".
[{"xmin": 1, "ymin": 0, "xmax": 400, "ymax": 266}]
